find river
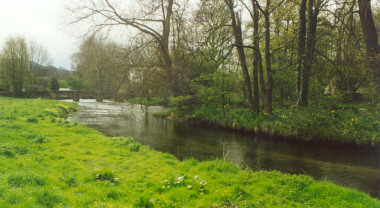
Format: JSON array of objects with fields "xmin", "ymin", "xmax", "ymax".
[{"xmin": 67, "ymin": 99, "xmax": 380, "ymax": 198}]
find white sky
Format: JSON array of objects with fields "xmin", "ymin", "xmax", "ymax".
[{"xmin": 0, "ymin": 0, "xmax": 79, "ymax": 70}]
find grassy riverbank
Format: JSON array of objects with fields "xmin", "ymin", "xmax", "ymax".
[
  {"xmin": 128, "ymin": 97, "xmax": 167, "ymax": 106},
  {"xmin": 0, "ymin": 97, "xmax": 379, "ymax": 207},
  {"xmin": 162, "ymin": 96, "xmax": 380, "ymax": 146}
]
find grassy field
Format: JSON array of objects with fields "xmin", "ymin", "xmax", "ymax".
[{"xmin": 0, "ymin": 96, "xmax": 379, "ymax": 207}]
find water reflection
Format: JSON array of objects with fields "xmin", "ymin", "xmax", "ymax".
[{"xmin": 67, "ymin": 99, "xmax": 380, "ymax": 198}]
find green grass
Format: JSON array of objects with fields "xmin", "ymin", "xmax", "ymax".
[
  {"xmin": 127, "ymin": 97, "xmax": 166, "ymax": 106},
  {"xmin": 0, "ymin": 96, "xmax": 379, "ymax": 207},
  {"xmin": 169, "ymin": 102, "xmax": 380, "ymax": 146}
]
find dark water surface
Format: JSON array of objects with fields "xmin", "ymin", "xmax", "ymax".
[{"xmin": 67, "ymin": 100, "xmax": 380, "ymax": 198}]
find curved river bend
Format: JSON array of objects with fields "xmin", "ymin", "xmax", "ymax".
[{"xmin": 67, "ymin": 100, "xmax": 380, "ymax": 198}]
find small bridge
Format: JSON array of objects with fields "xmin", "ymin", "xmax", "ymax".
[{"xmin": 0, "ymin": 91, "xmax": 136, "ymax": 102}]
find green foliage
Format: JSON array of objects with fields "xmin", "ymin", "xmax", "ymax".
[
  {"xmin": 58, "ymin": 80, "xmax": 69, "ymax": 88},
  {"xmin": 113, "ymin": 136, "xmax": 141, "ymax": 152},
  {"xmin": 0, "ymin": 37, "xmax": 29, "ymax": 94},
  {"xmin": 65, "ymin": 76, "xmax": 86, "ymax": 90},
  {"xmin": 169, "ymin": 95, "xmax": 200, "ymax": 114},
  {"xmin": 128, "ymin": 142, "xmax": 141, "ymax": 152},
  {"xmin": 60, "ymin": 174, "xmax": 77, "ymax": 187},
  {"xmin": 33, "ymin": 134, "xmax": 47, "ymax": 143},
  {"xmin": 190, "ymin": 175, "xmax": 208, "ymax": 194},
  {"xmin": 128, "ymin": 97, "xmax": 166, "ymax": 106},
  {"xmin": 94, "ymin": 169, "xmax": 119, "ymax": 183},
  {"xmin": 50, "ymin": 77, "xmax": 59, "ymax": 91},
  {"xmin": 169, "ymin": 97, "xmax": 380, "ymax": 145},
  {"xmin": 0, "ymin": 97, "xmax": 378, "ymax": 207}
]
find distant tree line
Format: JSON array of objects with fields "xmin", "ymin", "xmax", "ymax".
[{"xmin": 0, "ymin": 37, "xmax": 84, "ymax": 94}]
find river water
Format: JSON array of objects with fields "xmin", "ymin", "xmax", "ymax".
[{"xmin": 67, "ymin": 99, "xmax": 380, "ymax": 198}]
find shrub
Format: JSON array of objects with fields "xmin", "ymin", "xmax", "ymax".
[
  {"xmin": 169, "ymin": 95, "xmax": 200, "ymax": 114},
  {"xmin": 128, "ymin": 142, "xmax": 141, "ymax": 152}
]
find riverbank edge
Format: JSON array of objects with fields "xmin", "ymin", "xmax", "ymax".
[
  {"xmin": 1, "ymin": 96, "xmax": 380, "ymax": 206},
  {"xmin": 153, "ymin": 110, "xmax": 380, "ymax": 150}
]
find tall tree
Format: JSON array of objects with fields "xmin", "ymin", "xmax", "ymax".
[
  {"xmin": 297, "ymin": 0, "xmax": 307, "ymax": 94},
  {"xmin": 241, "ymin": 0, "xmax": 262, "ymax": 113},
  {"xmin": 50, "ymin": 77, "xmax": 59, "ymax": 91},
  {"xmin": 0, "ymin": 37, "xmax": 29, "ymax": 95},
  {"xmin": 252, "ymin": 0, "xmax": 261, "ymax": 113},
  {"xmin": 29, "ymin": 40, "xmax": 52, "ymax": 91},
  {"xmin": 68, "ymin": 0, "xmax": 180, "ymax": 96},
  {"xmin": 72, "ymin": 36, "xmax": 127, "ymax": 93},
  {"xmin": 298, "ymin": 0, "xmax": 323, "ymax": 107},
  {"xmin": 224, "ymin": 0, "xmax": 256, "ymax": 112},
  {"xmin": 358, "ymin": 0, "xmax": 380, "ymax": 95},
  {"xmin": 262, "ymin": 0, "xmax": 274, "ymax": 114},
  {"xmin": 254, "ymin": 0, "xmax": 286, "ymax": 114}
]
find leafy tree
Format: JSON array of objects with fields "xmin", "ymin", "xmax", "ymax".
[
  {"xmin": 358, "ymin": 0, "xmax": 380, "ymax": 95},
  {"xmin": 50, "ymin": 77, "xmax": 59, "ymax": 91},
  {"xmin": 0, "ymin": 37, "xmax": 29, "ymax": 95},
  {"xmin": 65, "ymin": 76, "xmax": 86, "ymax": 91}
]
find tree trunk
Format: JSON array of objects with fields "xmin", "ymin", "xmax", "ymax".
[
  {"xmin": 358, "ymin": 0, "xmax": 380, "ymax": 95},
  {"xmin": 252, "ymin": 1, "xmax": 261, "ymax": 113},
  {"xmin": 225, "ymin": 0, "xmax": 255, "ymax": 112},
  {"xmin": 161, "ymin": 0, "xmax": 179, "ymax": 96},
  {"xmin": 297, "ymin": 0, "xmax": 307, "ymax": 94},
  {"xmin": 298, "ymin": 0, "xmax": 319, "ymax": 107},
  {"xmin": 264, "ymin": 9, "xmax": 273, "ymax": 114}
]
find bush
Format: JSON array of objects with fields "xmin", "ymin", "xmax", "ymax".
[{"xmin": 169, "ymin": 95, "xmax": 200, "ymax": 114}]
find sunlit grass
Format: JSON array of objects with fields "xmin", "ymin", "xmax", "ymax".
[{"xmin": 0, "ymin": 96, "xmax": 379, "ymax": 207}]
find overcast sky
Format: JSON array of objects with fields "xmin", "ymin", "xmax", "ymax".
[{"xmin": 0, "ymin": 0, "xmax": 79, "ymax": 70}]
